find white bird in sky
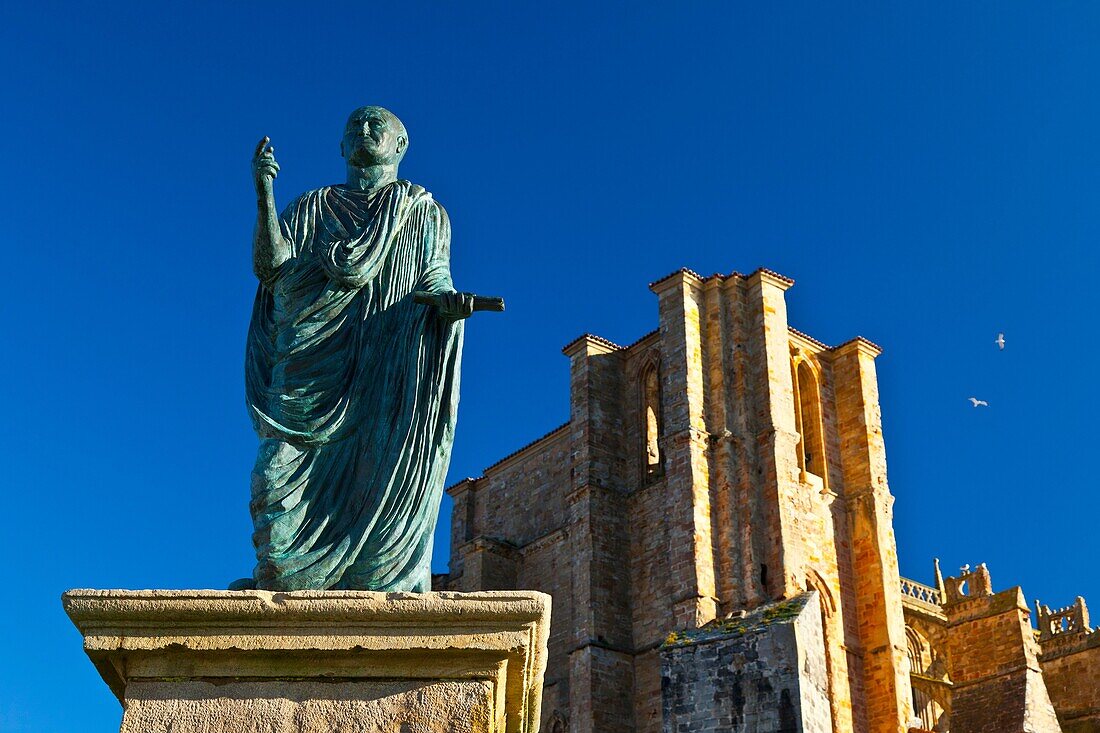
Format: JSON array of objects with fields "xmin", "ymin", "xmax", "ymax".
[
  {"xmin": 995, "ymin": 333, "xmax": 1005, "ymax": 350},
  {"xmin": 969, "ymin": 397, "xmax": 989, "ymax": 407}
]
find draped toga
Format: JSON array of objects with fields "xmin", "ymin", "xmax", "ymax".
[{"xmin": 244, "ymin": 180, "xmax": 461, "ymax": 591}]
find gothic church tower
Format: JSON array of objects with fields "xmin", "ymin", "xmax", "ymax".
[{"xmin": 442, "ymin": 268, "xmax": 912, "ymax": 733}]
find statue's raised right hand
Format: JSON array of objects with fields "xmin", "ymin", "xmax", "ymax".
[{"xmin": 252, "ymin": 136, "xmax": 280, "ymax": 195}]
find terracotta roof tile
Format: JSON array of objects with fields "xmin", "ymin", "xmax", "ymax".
[
  {"xmin": 788, "ymin": 326, "xmax": 830, "ymax": 350},
  {"xmin": 561, "ymin": 333, "xmax": 625, "ymax": 355},
  {"xmin": 444, "ymin": 476, "xmax": 483, "ymax": 493},
  {"xmin": 649, "ymin": 266, "xmax": 793, "ymax": 291},
  {"xmin": 833, "ymin": 335, "xmax": 884, "ymax": 355},
  {"xmin": 648, "ymin": 267, "xmax": 706, "ymax": 289},
  {"xmin": 788, "ymin": 328, "xmax": 884, "ymax": 355},
  {"xmin": 755, "ymin": 267, "xmax": 795, "ymax": 285}
]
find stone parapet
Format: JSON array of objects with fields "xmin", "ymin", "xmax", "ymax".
[
  {"xmin": 1034, "ymin": 596, "xmax": 1100, "ymax": 733},
  {"xmin": 63, "ymin": 589, "xmax": 551, "ymax": 733},
  {"xmin": 1039, "ymin": 635, "xmax": 1100, "ymax": 733},
  {"xmin": 941, "ymin": 567, "xmax": 1063, "ymax": 733}
]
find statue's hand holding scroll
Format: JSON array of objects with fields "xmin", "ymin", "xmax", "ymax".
[
  {"xmin": 414, "ymin": 291, "xmax": 505, "ymax": 322},
  {"xmin": 437, "ymin": 292, "xmax": 475, "ymax": 322}
]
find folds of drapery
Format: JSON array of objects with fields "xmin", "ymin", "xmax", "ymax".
[{"xmin": 244, "ymin": 181, "xmax": 461, "ymax": 591}]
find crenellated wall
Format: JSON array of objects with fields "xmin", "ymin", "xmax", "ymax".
[{"xmin": 1035, "ymin": 597, "xmax": 1100, "ymax": 733}]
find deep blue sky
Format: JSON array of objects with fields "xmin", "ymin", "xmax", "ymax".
[{"xmin": 2, "ymin": 3, "xmax": 1098, "ymax": 730}]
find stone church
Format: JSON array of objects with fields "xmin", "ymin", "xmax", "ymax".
[{"xmin": 436, "ymin": 267, "xmax": 1099, "ymax": 733}]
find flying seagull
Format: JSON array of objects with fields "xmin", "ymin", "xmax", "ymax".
[
  {"xmin": 995, "ymin": 333, "xmax": 1005, "ymax": 350},
  {"xmin": 968, "ymin": 397, "xmax": 988, "ymax": 407}
]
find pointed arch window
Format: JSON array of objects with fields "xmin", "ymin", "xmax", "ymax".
[
  {"xmin": 806, "ymin": 573, "xmax": 838, "ymax": 733},
  {"xmin": 642, "ymin": 361, "xmax": 663, "ymax": 482},
  {"xmin": 906, "ymin": 625, "xmax": 947, "ymax": 730},
  {"xmin": 792, "ymin": 357, "xmax": 827, "ymax": 485}
]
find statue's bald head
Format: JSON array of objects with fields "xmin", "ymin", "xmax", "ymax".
[{"xmin": 341, "ymin": 106, "xmax": 408, "ymax": 167}]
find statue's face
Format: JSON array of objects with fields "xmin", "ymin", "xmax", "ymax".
[{"xmin": 341, "ymin": 107, "xmax": 407, "ymax": 167}]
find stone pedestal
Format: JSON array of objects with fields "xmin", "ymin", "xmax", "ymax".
[{"xmin": 63, "ymin": 589, "xmax": 550, "ymax": 733}]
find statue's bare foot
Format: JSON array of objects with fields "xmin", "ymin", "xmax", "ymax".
[{"xmin": 228, "ymin": 577, "xmax": 256, "ymax": 591}]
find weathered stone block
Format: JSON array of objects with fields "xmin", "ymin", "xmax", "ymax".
[
  {"xmin": 942, "ymin": 580, "xmax": 1062, "ymax": 733},
  {"xmin": 659, "ymin": 592, "xmax": 831, "ymax": 733},
  {"xmin": 121, "ymin": 679, "xmax": 492, "ymax": 733},
  {"xmin": 63, "ymin": 589, "xmax": 550, "ymax": 733}
]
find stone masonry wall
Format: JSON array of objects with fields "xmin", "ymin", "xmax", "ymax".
[
  {"xmin": 942, "ymin": 570, "xmax": 1062, "ymax": 733},
  {"xmin": 444, "ymin": 267, "xmax": 919, "ymax": 733},
  {"xmin": 563, "ymin": 337, "xmax": 635, "ymax": 733},
  {"xmin": 660, "ymin": 592, "xmax": 831, "ymax": 733},
  {"xmin": 831, "ymin": 339, "xmax": 912, "ymax": 733},
  {"xmin": 1039, "ymin": 631, "xmax": 1100, "ymax": 733},
  {"xmin": 1041, "ymin": 647, "xmax": 1100, "ymax": 733},
  {"xmin": 444, "ymin": 427, "xmax": 574, "ymax": 729}
]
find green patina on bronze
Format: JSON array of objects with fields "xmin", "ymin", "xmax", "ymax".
[{"xmin": 238, "ymin": 107, "xmax": 494, "ymax": 592}]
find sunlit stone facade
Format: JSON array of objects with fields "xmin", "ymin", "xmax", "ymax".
[{"xmin": 438, "ymin": 267, "xmax": 1098, "ymax": 733}]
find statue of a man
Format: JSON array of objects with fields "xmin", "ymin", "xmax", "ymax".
[{"xmin": 239, "ymin": 107, "xmax": 474, "ymax": 592}]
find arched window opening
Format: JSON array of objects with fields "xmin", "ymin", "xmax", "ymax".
[
  {"xmin": 906, "ymin": 627, "xmax": 927, "ymax": 675},
  {"xmin": 906, "ymin": 626, "xmax": 948, "ymax": 731},
  {"xmin": 643, "ymin": 362, "xmax": 663, "ymax": 482},
  {"xmin": 793, "ymin": 359, "xmax": 827, "ymax": 483},
  {"xmin": 806, "ymin": 574, "xmax": 838, "ymax": 733}
]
